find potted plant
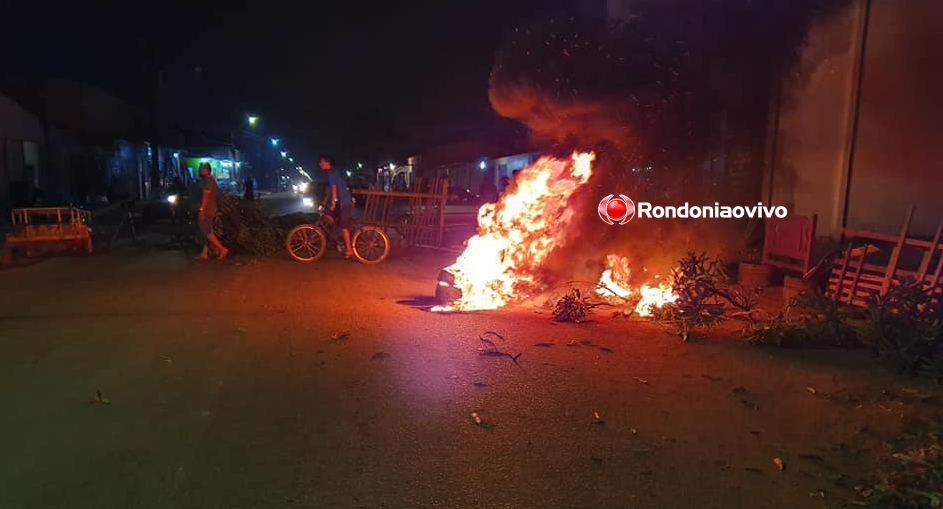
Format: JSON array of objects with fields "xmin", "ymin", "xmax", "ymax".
[{"xmin": 738, "ymin": 248, "xmax": 772, "ymax": 289}]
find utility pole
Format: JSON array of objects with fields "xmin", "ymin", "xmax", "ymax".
[{"xmin": 148, "ymin": 41, "xmax": 162, "ymax": 199}]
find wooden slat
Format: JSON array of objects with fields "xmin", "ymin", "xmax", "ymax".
[
  {"xmin": 881, "ymin": 206, "xmax": 915, "ymax": 295},
  {"xmin": 919, "ymin": 218, "xmax": 943, "ymax": 285}
]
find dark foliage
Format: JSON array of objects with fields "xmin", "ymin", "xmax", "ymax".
[
  {"xmin": 860, "ymin": 280, "xmax": 943, "ymax": 374},
  {"xmin": 861, "ymin": 440, "xmax": 943, "ymax": 509},
  {"xmin": 216, "ymin": 195, "xmax": 285, "ymax": 255},
  {"xmin": 746, "ymin": 292, "xmax": 858, "ymax": 348}
]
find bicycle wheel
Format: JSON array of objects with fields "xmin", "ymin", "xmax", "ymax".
[
  {"xmin": 352, "ymin": 226, "xmax": 391, "ymax": 265},
  {"xmin": 286, "ymin": 224, "xmax": 327, "ymax": 262}
]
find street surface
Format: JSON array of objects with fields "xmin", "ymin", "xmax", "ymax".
[{"xmin": 0, "ymin": 243, "xmax": 939, "ymax": 508}]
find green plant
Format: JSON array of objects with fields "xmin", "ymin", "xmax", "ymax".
[
  {"xmin": 919, "ymin": 355, "xmax": 943, "ymax": 384},
  {"xmin": 745, "ymin": 292, "xmax": 859, "ymax": 348},
  {"xmin": 649, "ymin": 252, "xmax": 730, "ymax": 341},
  {"xmin": 859, "ymin": 279, "xmax": 943, "ymax": 374},
  {"xmin": 862, "ymin": 440, "xmax": 943, "ymax": 509}
]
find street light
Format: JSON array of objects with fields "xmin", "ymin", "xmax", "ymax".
[
  {"xmin": 247, "ymin": 115, "xmax": 259, "ymax": 127},
  {"xmin": 270, "ymin": 137, "xmax": 280, "ymax": 147},
  {"xmin": 280, "ymin": 151, "xmax": 287, "ymax": 158},
  {"xmin": 288, "ymin": 157, "xmax": 294, "ymax": 162},
  {"xmin": 358, "ymin": 162, "xmax": 363, "ymax": 169}
]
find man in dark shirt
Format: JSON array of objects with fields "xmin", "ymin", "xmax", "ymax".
[{"xmin": 320, "ymin": 155, "xmax": 353, "ymax": 258}]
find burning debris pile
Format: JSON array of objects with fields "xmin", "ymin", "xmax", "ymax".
[
  {"xmin": 434, "ymin": 152, "xmax": 596, "ymax": 311},
  {"xmin": 434, "ymin": 151, "xmax": 679, "ymax": 316}
]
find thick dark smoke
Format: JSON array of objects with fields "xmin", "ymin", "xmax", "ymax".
[{"xmin": 489, "ymin": 0, "xmax": 851, "ymax": 282}]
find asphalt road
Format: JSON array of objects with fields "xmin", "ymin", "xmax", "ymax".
[{"xmin": 0, "ymin": 245, "xmax": 937, "ymax": 508}]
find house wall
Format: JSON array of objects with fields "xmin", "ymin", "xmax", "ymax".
[
  {"xmin": 765, "ymin": 0, "xmax": 943, "ymax": 239},
  {"xmin": 0, "ymin": 93, "xmax": 44, "ymax": 211}
]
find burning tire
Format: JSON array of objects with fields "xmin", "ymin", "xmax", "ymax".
[
  {"xmin": 286, "ymin": 224, "xmax": 327, "ymax": 262},
  {"xmin": 352, "ymin": 226, "xmax": 390, "ymax": 265},
  {"xmin": 435, "ymin": 269, "xmax": 462, "ymax": 304}
]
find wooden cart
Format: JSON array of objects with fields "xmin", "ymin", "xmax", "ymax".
[{"xmin": 5, "ymin": 207, "xmax": 93, "ymax": 256}]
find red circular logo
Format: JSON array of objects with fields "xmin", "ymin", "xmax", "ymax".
[{"xmin": 598, "ymin": 195, "xmax": 635, "ymax": 225}]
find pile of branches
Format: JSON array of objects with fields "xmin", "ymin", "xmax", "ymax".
[
  {"xmin": 649, "ymin": 252, "xmax": 757, "ymax": 341},
  {"xmin": 215, "ymin": 195, "xmax": 285, "ymax": 255},
  {"xmin": 552, "ymin": 288, "xmax": 603, "ymax": 323}
]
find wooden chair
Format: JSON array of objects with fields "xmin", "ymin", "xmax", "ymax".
[{"xmin": 762, "ymin": 214, "xmax": 817, "ymax": 276}]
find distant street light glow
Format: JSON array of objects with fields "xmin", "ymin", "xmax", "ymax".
[
  {"xmin": 479, "ymin": 160, "xmax": 486, "ymax": 170},
  {"xmin": 247, "ymin": 115, "xmax": 259, "ymax": 126},
  {"xmin": 346, "ymin": 170, "xmax": 352, "ymax": 178},
  {"xmin": 389, "ymin": 163, "xmax": 395, "ymax": 170},
  {"xmin": 281, "ymin": 151, "xmax": 287, "ymax": 158},
  {"xmin": 270, "ymin": 137, "xmax": 280, "ymax": 147}
]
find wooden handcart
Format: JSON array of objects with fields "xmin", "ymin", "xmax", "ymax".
[{"xmin": 5, "ymin": 207, "xmax": 94, "ymax": 256}]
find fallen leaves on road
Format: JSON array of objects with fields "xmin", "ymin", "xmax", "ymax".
[
  {"xmin": 598, "ymin": 346, "xmax": 614, "ymax": 353},
  {"xmin": 740, "ymin": 399, "xmax": 759, "ymax": 410},
  {"xmin": 371, "ymin": 352, "xmax": 391, "ymax": 360},
  {"xmin": 773, "ymin": 457, "xmax": 785, "ymax": 471},
  {"xmin": 533, "ymin": 342, "xmax": 554, "ymax": 348},
  {"xmin": 807, "ymin": 386, "xmax": 817, "ymax": 395},
  {"xmin": 329, "ymin": 331, "xmax": 350, "ymax": 342},
  {"xmin": 162, "ymin": 358, "xmax": 173, "ymax": 364},
  {"xmin": 470, "ymin": 410, "xmax": 495, "ymax": 431},
  {"xmin": 593, "ymin": 411, "xmax": 605, "ymax": 425},
  {"xmin": 88, "ymin": 390, "xmax": 111, "ymax": 405},
  {"xmin": 473, "ymin": 382, "xmax": 487, "ymax": 388},
  {"xmin": 901, "ymin": 386, "xmax": 933, "ymax": 401},
  {"xmin": 233, "ymin": 327, "xmax": 249, "ymax": 334},
  {"xmin": 702, "ymin": 374, "xmax": 724, "ymax": 382},
  {"xmin": 633, "ymin": 377, "xmax": 649, "ymax": 385}
]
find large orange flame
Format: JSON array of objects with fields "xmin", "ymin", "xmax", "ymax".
[
  {"xmin": 595, "ymin": 255, "xmax": 677, "ymax": 316},
  {"xmin": 434, "ymin": 152, "xmax": 595, "ymax": 311}
]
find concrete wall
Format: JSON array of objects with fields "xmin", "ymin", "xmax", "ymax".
[
  {"xmin": 763, "ymin": 0, "xmax": 866, "ymax": 238},
  {"xmin": 845, "ymin": 0, "xmax": 943, "ymax": 237},
  {"xmin": 766, "ymin": 0, "xmax": 943, "ymax": 239}
]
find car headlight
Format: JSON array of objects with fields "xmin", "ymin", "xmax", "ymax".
[
  {"xmin": 166, "ymin": 194, "xmax": 178, "ymax": 205},
  {"xmin": 302, "ymin": 197, "xmax": 314, "ymax": 208}
]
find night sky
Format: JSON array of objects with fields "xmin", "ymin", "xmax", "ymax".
[{"xmin": 2, "ymin": 0, "xmax": 603, "ymax": 161}]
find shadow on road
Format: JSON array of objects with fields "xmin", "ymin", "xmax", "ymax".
[{"xmin": 395, "ymin": 295, "xmax": 439, "ymax": 310}]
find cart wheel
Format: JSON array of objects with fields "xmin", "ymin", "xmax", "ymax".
[
  {"xmin": 352, "ymin": 226, "xmax": 390, "ymax": 265},
  {"xmin": 286, "ymin": 224, "xmax": 327, "ymax": 263}
]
